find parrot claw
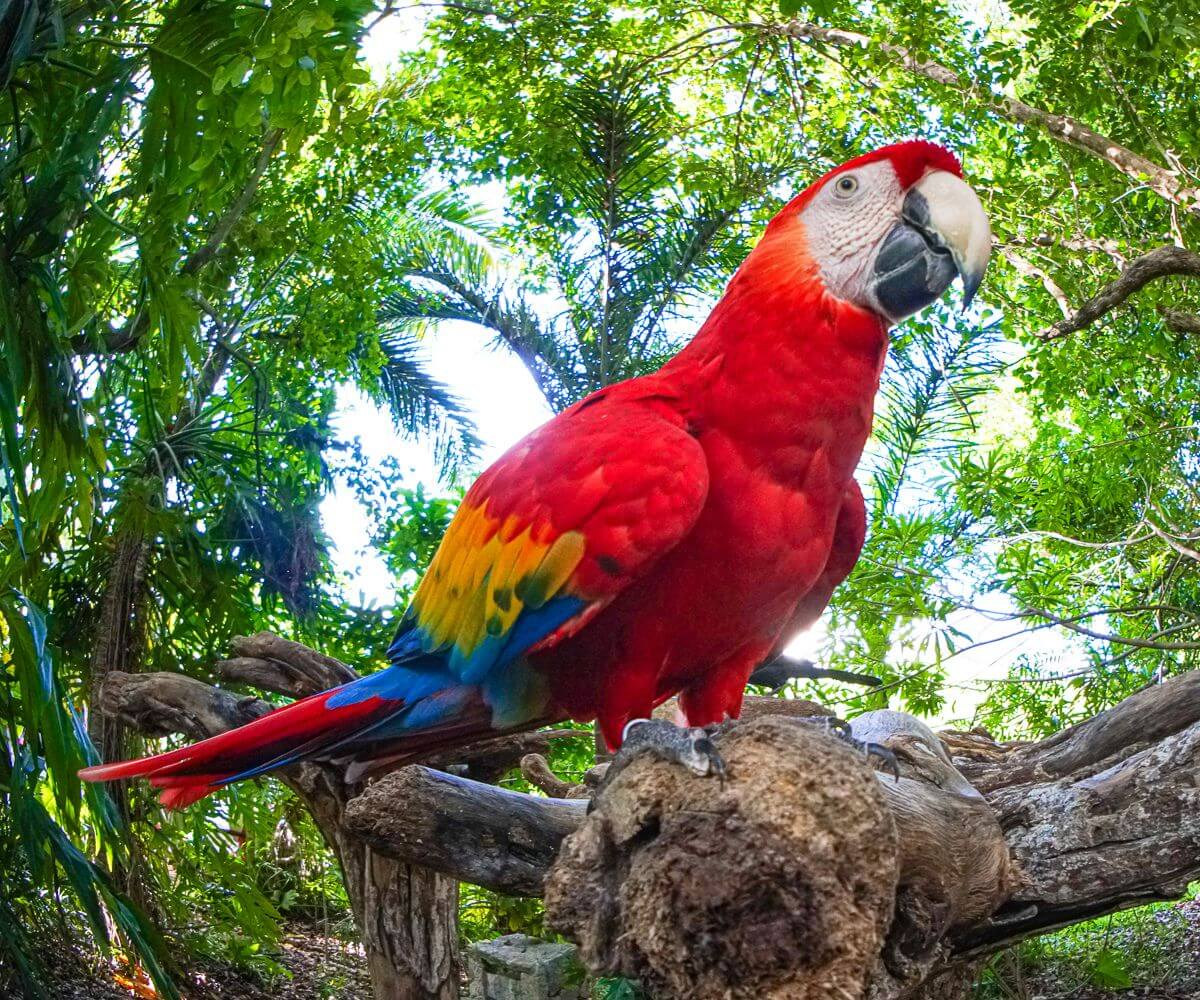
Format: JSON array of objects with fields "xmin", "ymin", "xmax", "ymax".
[
  {"xmin": 817, "ymin": 716, "xmax": 853, "ymax": 740},
  {"xmin": 622, "ymin": 718, "xmax": 726, "ymax": 779},
  {"xmin": 858, "ymin": 741, "xmax": 901, "ymax": 782},
  {"xmin": 591, "ymin": 719, "xmax": 726, "ymax": 807},
  {"xmin": 796, "ymin": 715, "xmax": 901, "ymax": 781}
]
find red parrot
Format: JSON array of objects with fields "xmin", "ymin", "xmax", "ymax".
[{"xmin": 81, "ymin": 140, "xmax": 990, "ymax": 807}]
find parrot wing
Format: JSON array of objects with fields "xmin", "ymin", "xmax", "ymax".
[
  {"xmin": 80, "ymin": 386, "xmax": 709, "ymax": 807},
  {"xmin": 388, "ymin": 386, "xmax": 710, "ymax": 690}
]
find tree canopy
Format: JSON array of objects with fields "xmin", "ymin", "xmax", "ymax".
[{"xmin": 2, "ymin": 0, "xmax": 1198, "ymax": 997}]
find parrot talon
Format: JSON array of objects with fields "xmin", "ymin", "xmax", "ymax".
[
  {"xmin": 824, "ymin": 717, "xmax": 853, "ymax": 740},
  {"xmin": 622, "ymin": 718, "xmax": 726, "ymax": 778},
  {"xmin": 795, "ymin": 715, "xmax": 852, "ymax": 739},
  {"xmin": 859, "ymin": 741, "xmax": 901, "ymax": 781},
  {"xmin": 794, "ymin": 716, "xmax": 900, "ymax": 780},
  {"xmin": 592, "ymin": 719, "xmax": 727, "ymax": 803}
]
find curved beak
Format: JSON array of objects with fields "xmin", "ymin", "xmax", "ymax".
[{"xmin": 871, "ymin": 170, "xmax": 992, "ymax": 322}]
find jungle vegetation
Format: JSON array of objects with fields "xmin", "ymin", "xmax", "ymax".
[{"xmin": 1, "ymin": 0, "xmax": 1198, "ymax": 997}]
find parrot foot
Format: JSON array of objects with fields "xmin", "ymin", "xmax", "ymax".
[
  {"xmin": 590, "ymin": 720, "xmax": 725, "ymax": 809},
  {"xmin": 798, "ymin": 715, "xmax": 900, "ymax": 781}
]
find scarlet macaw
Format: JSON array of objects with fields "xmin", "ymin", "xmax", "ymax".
[{"xmin": 82, "ymin": 141, "xmax": 990, "ymax": 807}]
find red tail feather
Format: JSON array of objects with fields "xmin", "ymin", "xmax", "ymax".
[
  {"xmin": 80, "ymin": 686, "xmax": 393, "ymax": 808},
  {"xmin": 78, "ymin": 673, "xmax": 511, "ymax": 810}
]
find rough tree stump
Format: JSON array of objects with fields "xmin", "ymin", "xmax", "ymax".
[{"xmin": 546, "ymin": 718, "xmax": 900, "ymax": 999}]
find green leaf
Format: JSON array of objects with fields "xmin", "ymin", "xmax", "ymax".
[{"xmin": 1090, "ymin": 948, "xmax": 1132, "ymax": 989}]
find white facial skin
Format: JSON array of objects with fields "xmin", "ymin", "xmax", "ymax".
[
  {"xmin": 798, "ymin": 159, "xmax": 904, "ymax": 318},
  {"xmin": 798, "ymin": 159, "xmax": 993, "ymax": 324}
]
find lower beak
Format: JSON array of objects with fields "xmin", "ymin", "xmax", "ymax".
[{"xmin": 871, "ymin": 170, "xmax": 992, "ymax": 322}]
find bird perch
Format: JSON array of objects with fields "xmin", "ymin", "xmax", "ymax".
[{"xmin": 97, "ymin": 633, "xmax": 1200, "ymax": 999}]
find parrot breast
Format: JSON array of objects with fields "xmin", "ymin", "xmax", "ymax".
[{"xmin": 531, "ymin": 257, "xmax": 890, "ymax": 744}]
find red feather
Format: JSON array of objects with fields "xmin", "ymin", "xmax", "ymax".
[
  {"xmin": 82, "ymin": 141, "xmax": 965, "ymax": 802},
  {"xmin": 776, "ymin": 139, "xmax": 963, "ymax": 221}
]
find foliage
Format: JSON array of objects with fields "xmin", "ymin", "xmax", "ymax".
[
  {"xmin": 0, "ymin": 2, "xmax": 476, "ymax": 992},
  {"xmin": 393, "ymin": 0, "xmax": 1200, "ymax": 734},
  {"xmin": 974, "ymin": 886, "xmax": 1200, "ymax": 999},
  {"xmin": 5, "ymin": 0, "xmax": 1200, "ymax": 994},
  {"xmin": 2, "ymin": 594, "xmax": 178, "ymax": 998},
  {"xmin": 594, "ymin": 977, "xmax": 652, "ymax": 1000}
]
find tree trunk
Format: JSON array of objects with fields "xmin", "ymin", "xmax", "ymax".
[
  {"xmin": 298, "ymin": 767, "xmax": 460, "ymax": 1000},
  {"xmin": 96, "ymin": 635, "xmax": 461, "ymax": 1000},
  {"xmin": 87, "ymin": 520, "xmax": 154, "ymax": 911},
  {"xmin": 87, "ymin": 523, "xmax": 151, "ymax": 760},
  {"xmin": 359, "ymin": 856, "xmax": 459, "ymax": 1000}
]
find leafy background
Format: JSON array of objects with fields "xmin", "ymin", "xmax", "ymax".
[{"xmin": 2, "ymin": 0, "xmax": 1198, "ymax": 997}]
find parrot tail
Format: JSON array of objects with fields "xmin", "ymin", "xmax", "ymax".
[{"xmin": 78, "ymin": 663, "xmax": 514, "ymax": 809}]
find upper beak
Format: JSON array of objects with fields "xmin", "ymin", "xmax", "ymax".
[{"xmin": 871, "ymin": 170, "xmax": 992, "ymax": 322}]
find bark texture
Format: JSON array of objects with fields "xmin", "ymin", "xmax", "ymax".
[
  {"xmin": 292, "ymin": 764, "xmax": 460, "ymax": 1000},
  {"xmin": 547, "ymin": 717, "xmax": 902, "ymax": 1000},
  {"xmin": 100, "ymin": 638, "xmax": 1200, "ymax": 1000},
  {"xmin": 98, "ymin": 633, "xmax": 460, "ymax": 1000},
  {"xmin": 88, "ymin": 524, "xmax": 152, "ymax": 762},
  {"xmin": 346, "ymin": 767, "xmax": 587, "ymax": 896},
  {"xmin": 87, "ymin": 520, "xmax": 155, "ymax": 911}
]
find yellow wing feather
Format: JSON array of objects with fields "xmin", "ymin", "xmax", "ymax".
[{"xmin": 410, "ymin": 499, "xmax": 588, "ymax": 663}]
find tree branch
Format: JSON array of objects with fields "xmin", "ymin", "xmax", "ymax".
[
  {"xmin": 1036, "ymin": 245, "xmax": 1200, "ymax": 339},
  {"xmin": 997, "ymin": 246, "xmax": 1073, "ymax": 319},
  {"xmin": 1022, "ymin": 603, "xmax": 1200, "ymax": 649},
  {"xmin": 1159, "ymin": 307, "xmax": 1200, "ymax": 335},
  {"xmin": 1146, "ymin": 518, "xmax": 1200, "ymax": 562},
  {"xmin": 344, "ymin": 766, "xmax": 587, "ymax": 896},
  {"xmin": 217, "ymin": 631, "xmax": 359, "ymax": 696},
  {"xmin": 748, "ymin": 654, "xmax": 882, "ymax": 690},
  {"xmin": 98, "ymin": 670, "xmax": 270, "ymax": 741},
  {"xmin": 961, "ymin": 718, "xmax": 1200, "ymax": 954},
  {"xmin": 181, "ymin": 128, "xmax": 284, "ymax": 276},
  {"xmin": 1007, "ymin": 234, "xmax": 1128, "ymax": 270},
  {"xmin": 96, "ymin": 634, "xmax": 1200, "ymax": 998},
  {"xmin": 954, "ymin": 668, "xmax": 1200, "ymax": 792},
  {"xmin": 775, "ymin": 22, "xmax": 1200, "ymax": 216}
]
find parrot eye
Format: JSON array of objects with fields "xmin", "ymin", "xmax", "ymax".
[{"xmin": 834, "ymin": 175, "xmax": 859, "ymax": 198}]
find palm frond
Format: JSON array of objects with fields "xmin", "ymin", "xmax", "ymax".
[
  {"xmin": 537, "ymin": 66, "xmax": 795, "ymax": 391},
  {"xmin": 363, "ymin": 326, "xmax": 481, "ymax": 475},
  {"xmin": 375, "ymin": 186, "xmax": 583, "ymax": 410},
  {"xmin": 870, "ymin": 310, "xmax": 1006, "ymax": 512},
  {"xmin": 0, "ymin": 592, "xmax": 178, "ymax": 1000}
]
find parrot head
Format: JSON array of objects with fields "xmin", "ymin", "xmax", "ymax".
[{"xmin": 767, "ymin": 140, "xmax": 991, "ymax": 324}]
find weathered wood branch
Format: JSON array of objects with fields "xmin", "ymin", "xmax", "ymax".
[
  {"xmin": 217, "ymin": 630, "xmax": 360, "ymax": 696},
  {"xmin": 345, "ymin": 766, "xmax": 587, "ymax": 896},
  {"xmin": 550, "ymin": 718, "xmax": 909, "ymax": 999},
  {"xmin": 100, "ymin": 637, "xmax": 1200, "ymax": 999},
  {"xmin": 98, "ymin": 670, "xmax": 271, "ymax": 741},
  {"xmin": 1036, "ymin": 245, "xmax": 1200, "ymax": 339},
  {"xmin": 774, "ymin": 21, "xmax": 1200, "ymax": 216},
  {"xmin": 964, "ymin": 718, "xmax": 1200, "ymax": 955},
  {"xmin": 952, "ymin": 667, "xmax": 1200, "ymax": 791}
]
